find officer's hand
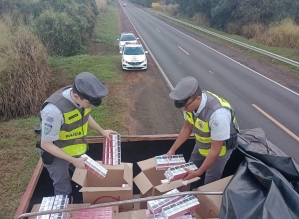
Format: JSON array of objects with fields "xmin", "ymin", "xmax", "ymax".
[
  {"xmin": 102, "ymin": 130, "xmax": 117, "ymax": 140},
  {"xmin": 72, "ymin": 157, "xmax": 87, "ymax": 169},
  {"xmin": 166, "ymin": 148, "xmax": 175, "ymax": 159},
  {"xmin": 183, "ymin": 168, "xmax": 199, "ymax": 180}
]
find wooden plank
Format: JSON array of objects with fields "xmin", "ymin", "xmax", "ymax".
[{"xmin": 14, "ymin": 159, "xmax": 43, "ymax": 218}]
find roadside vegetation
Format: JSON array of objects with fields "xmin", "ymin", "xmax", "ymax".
[
  {"xmin": 0, "ymin": 0, "xmax": 125, "ymax": 218},
  {"xmin": 133, "ymin": 0, "xmax": 299, "ymax": 74}
]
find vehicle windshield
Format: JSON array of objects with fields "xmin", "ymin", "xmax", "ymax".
[
  {"xmin": 124, "ymin": 47, "xmax": 144, "ymax": 55},
  {"xmin": 120, "ymin": 34, "xmax": 136, "ymax": 41}
]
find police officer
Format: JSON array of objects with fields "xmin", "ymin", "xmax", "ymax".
[
  {"xmin": 167, "ymin": 76, "xmax": 238, "ymax": 184},
  {"xmin": 38, "ymin": 72, "xmax": 116, "ymax": 195}
]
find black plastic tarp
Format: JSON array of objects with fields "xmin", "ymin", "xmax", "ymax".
[{"xmin": 220, "ymin": 128, "xmax": 299, "ymax": 219}]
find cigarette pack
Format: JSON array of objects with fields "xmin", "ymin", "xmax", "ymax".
[
  {"xmin": 161, "ymin": 195, "xmax": 200, "ymax": 219},
  {"xmin": 155, "ymin": 155, "xmax": 185, "ymax": 170},
  {"xmin": 75, "ymin": 207, "xmax": 113, "ymax": 219},
  {"xmin": 146, "ymin": 212, "xmax": 196, "ymax": 219},
  {"xmin": 81, "ymin": 154, "xmax": 108, "ymax": 179},
  {"xmin": 50, "ymin": 195, "xmax": 69, "ymax": 219},
  {"xmin": 37, "ymin": 195, "xmax": 69, "ymax": 219},
  {"xmin": 164, "ymin": 162, "xmax": 197, "ymax": 182},
  {"xmin": 102, "ymin": 134, "xmax": 121, "ymax": 165},
  {"xmin": 147, "ymin": 189, "xmax": 182, "ymax": 214}
]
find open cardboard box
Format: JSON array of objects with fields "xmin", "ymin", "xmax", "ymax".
[
  {"xmin": 133, "ymin": 157, "xmax": 199, "ymax": 208},
  {"xmin": 72, "ymin": 162, "xmax": 133, "ymax": 211},
  {"xmin": 195, "ymin": 175, "xmax": 233, "ymax": 219}
]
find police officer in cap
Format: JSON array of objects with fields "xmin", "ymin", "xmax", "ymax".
[
  {"xmin": 38, "ymin": 72, "xmax": 117, "ymax": 196},
  {"xmin": 167, "ymin": 76, "xmax": 239, "ymax": 185}
]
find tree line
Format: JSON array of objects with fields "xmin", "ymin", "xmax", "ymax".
[{"xmin": 130, "ymin": 0, "xmax": 299, "ymax": 30}]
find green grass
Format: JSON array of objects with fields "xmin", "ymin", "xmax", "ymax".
[
  {"xmin": 155, "ymin": 11, "xmax": 299, "ymax": 75},
  {"xmin": 50, "ymin": 54, "xmax": 122, "ymax": 83},
  {"xmin": 1, "ymin": 3, "xmax": 123, "ymax": 219},
  {"xmin": 94, "ymin": 4, "xmax": 120, "ymax": 51}
]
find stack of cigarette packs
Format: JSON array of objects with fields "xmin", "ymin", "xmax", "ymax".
[
  {"xmin": 81, "ymin": 154, "xmax": 108, "ymax": 179},
  {"xmin": 37, "ymin": 195, "xmax": 69, "ymax": 219},
  {"xmin": 75, "ymin": 207, "xmax": 113, "ymax": 219},
  {"xmin": 102, "ymin": 134, "xmax": 121, "ymax": 165},
  {"xmin": 147, "ymin": 189, "xmax": 182, "ymax": 214},
  {"xmin": 155, "ymin": 155, "xmax": 186, "ymax": 170},
  {"xmin": 161, "ymin": 195, "xmax": 200, "ymax": 219},
  {"xmin": 146, "ymin": 213, "xmax": 196, "ymax": 219},
  {"xmin": 164, "ymin": 162, "xmax": 197, "ymax": 182}
]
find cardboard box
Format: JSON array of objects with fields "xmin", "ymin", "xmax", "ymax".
[
  {"xmin": 118, "ymin": 209, "xmax": 147, "ymax": 219},
  {"xmin": 134, "ymin": 158, "xmax": 199, "ymax": 209},
  {"xmin": 72, "ymin": 162, "xmax": 133, "ymax": 211},
  {"xmin": 195, "ymin": 176, "xmax": 233, "ymax": 219}
]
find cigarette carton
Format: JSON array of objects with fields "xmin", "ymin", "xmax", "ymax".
[
  {"xmin": 155, "ymin": 155, "xmax": 186, "ymax": 170},
  {"xmin": 103, "ymin": 134, "xmax": 121, "ymax": 165},
  {"xmin": 81, "ymin": 154, "xmax": 108, "ymax": 179},
  {"xmin": 75, "ymin": 207, "xmax": 113, "ymax": 219},
  {"xmin": 164, "ymin": 162, "xmax": 197, "ymax": 182},
  {"xmin": 162, "ymin": 195, "xmax": 200, "ymax": 219},
  {"xmin": 147, "ymin": 189, "xmax": 182, "ymax": 214}
]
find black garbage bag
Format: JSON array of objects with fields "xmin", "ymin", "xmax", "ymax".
[{"xmin": 220, "ymin": 128, "xmax": 299, "ymax": 219}]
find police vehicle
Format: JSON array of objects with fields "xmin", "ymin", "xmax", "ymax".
[
  {"xmin": 117, "ymin": 32, "xmax": 138, "ymax": 52},
  {"xmin": 121, "ymin": 42, "xmax": 148, "ymax": 71}
]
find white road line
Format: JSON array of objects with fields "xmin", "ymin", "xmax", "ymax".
[
  {"xmin": 156, "ymin": 29, "xmax": 160, "ymax": 33},
  {"xmin": 178, "ymin": 46, "xmax": 189, "ymax": 55},
  {"xmin": 252, "ymin": 104, "xmax": 299, "ymax": 141},
  {"xmin": 209, "ymin": 71, "xmax": 214, "ymax": 74}
]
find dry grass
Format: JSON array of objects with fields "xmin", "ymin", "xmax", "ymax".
[
  {"xmin": 241, "ymin": 23, "xmax": 265, "ymax": 39},
  {"xmin": 226, "ymin": 22, "xmax": 242, "ymax": 35},
  {"xmin": 0, "ymin": 18, "xmax": 51, "ymax": 120},
  {"xmin": 256, "ymin": 18, "xmax": 299, "ymax": 49},
  {"xmin": 226, "ymin": 19, "xmax": 299, "ymax": 49},
  {"xmin": 192, "ymin": 12, "xmax": 210, "ymax": 27},
  {"xmin": 96, "ymin": 0, "xmax": 108, "ymax": 12},
  {"xmin": 157, "ymin": 3, "xmax": 178, "ymax": 16}
]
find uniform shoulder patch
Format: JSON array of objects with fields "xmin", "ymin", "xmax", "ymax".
[
  {"xmin": 46, "ymin": 116, "xmax": 54, "ymax": 123},
  {"xmin": 44, "ymin": 123, "xmax": 52, "ymax": 135}
]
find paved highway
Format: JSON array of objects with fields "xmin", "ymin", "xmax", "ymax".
[{"xmin": 120, "ymin": 2, "xmax": 299, "ymax": 162}]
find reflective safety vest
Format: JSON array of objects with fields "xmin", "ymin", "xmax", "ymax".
[
  {"xmin": 41, "ymin": 86, "xmax": 90, "ymax": 157},
  {"xmin": 185, "ymin": 91, "xmax": 239, "ymax": 157}
]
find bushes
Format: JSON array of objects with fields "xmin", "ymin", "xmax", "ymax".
[
  {"xmin": 157, "ymin": 3, "xmax": 178, "ymax": 16},
  {"xmin": 34, "ymin": 10, "xmax": 87, "ymax": 56},
  {"xmin": 1, "ymin": 0, "xmax": 100, "ymax": 57},
  {"xmin": 0, "ymin": 20, "xmax": 51, "ymax": 120}
]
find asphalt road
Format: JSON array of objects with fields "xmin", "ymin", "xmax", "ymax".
[{"xmin": 120, "ymin": 2, "xmax": 299, "ymax": 162}]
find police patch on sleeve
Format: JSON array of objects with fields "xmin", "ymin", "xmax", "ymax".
[
  {"xmin": 46, "ymin": 116, "xmax": 54, "ymax": 123},
  {"xmin": 44, "ymin": 123, "xmax": 52, "ymax": 135}
]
